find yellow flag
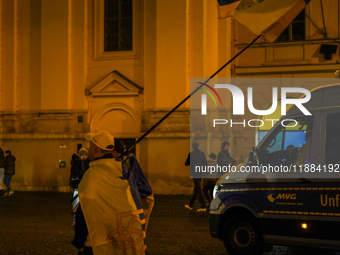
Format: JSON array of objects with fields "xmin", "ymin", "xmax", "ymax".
[{"xmin": 79, "ymin": 158, "xmax": 146, "ymax": 255}]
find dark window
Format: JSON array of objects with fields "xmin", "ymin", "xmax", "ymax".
[
  {"xmin": 325, "ymin": 113, "xmax": 340, "ymax": 165},
  {"xmin": 104, "ymin": 0, "xmax": 133, "ymax": 51},
  {"xmin": 275, "ymin": 10, "xmax": 305, "ymax": 42},
  {"xmin": 77, "ymin": 143, "xmax": 83, "ymax": 153},
  {"xmin": 120, "ymin": 138, "xmax": 136, "ymax": 156},
  {"xmin": 78, "ymin": 115, "xmax": 83, "ymax": 123},
  {"xmin": 258, "ymin": 118, "xmax": 313, "ymax": 166}
]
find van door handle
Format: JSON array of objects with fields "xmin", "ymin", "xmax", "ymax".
[{"xmin": 297, "ymin": 178, "xmax": 311, "ymax": 183}]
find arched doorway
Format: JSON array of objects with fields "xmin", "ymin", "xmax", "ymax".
[{"xmin": 90, "ymin": 103, "xmax": 141, "ymax": 155}]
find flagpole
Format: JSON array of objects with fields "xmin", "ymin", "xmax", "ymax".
[{"xmin": 123, "ymin": 34, "xmax": 262, "ymax": 155}]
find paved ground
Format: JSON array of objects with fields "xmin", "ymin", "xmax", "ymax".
[{"xmin": 0, "ymin": 192, "xmax": 339, "ymax": 255}]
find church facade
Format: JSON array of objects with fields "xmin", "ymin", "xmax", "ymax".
[{"xmin": 0, "ymin": 0, "xmax": 338, "ymax": 193}]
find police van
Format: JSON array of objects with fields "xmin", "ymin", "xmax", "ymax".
[{"xmin": 209, "ymin": 83, "xmax": 340, "ymax": 255}]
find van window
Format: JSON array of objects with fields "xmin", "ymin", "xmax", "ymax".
[
  {"xmin": 258, "ymin": 118, "xmax": 313, "ymax": 167},
  {"xmin": 325, "ymin": 113, "xmax": 340, "ymax": 165}
]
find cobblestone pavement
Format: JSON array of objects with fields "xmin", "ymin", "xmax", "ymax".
[{"xmin": 0, "ymin": 192, "xmax": 339, "ymax": 255}]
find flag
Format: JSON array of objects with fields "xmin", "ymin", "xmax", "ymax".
[
  {"xmin": 79, "ymin": 158, "xmax": 146, "ymax": 255},
  {"xmin": 218, "ymin": 0, "xmax": 311, "ymax": 43}
]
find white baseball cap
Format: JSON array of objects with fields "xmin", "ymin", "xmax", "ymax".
[{"xmin": 85, "ymin": 131, "xmax": 115, "ymax": 151}]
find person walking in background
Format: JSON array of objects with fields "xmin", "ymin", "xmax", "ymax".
[
  {"xmin": 217, "ymin": 141, "xmax": 240, "ymax": 167},
  {"xmin": 113, "ymin": 138, "xmax": 154, "ymax": 230},
  {"xmin": 0, "ymin": 148, "xmax": 6, "ymax": 195},
  {"xmin": 185, "ymin": 142, "xmax": 207, "ymax": 212},
  {"xmin": 202, "ymin": 153, "xmax": 217, "ymax": 204},
  {"xmin": 4, "ymin": 150, "xmax": 16, "ymax": 197},
  {"xmin": 70, "ymin": 147, "xmax": 90, "ymax": 226}
]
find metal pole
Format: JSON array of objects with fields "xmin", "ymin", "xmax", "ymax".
[
  {"xmin": 123, "ymin": 34, "xmax": 262, "ymax": 156},
  {"xmin": 320, "ymin": 0, "xmax": 327, "ymax": 38}
]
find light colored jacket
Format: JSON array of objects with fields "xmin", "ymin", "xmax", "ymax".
[{"xmin": 79, "ymin": 157, "xmax": 145, "ymax": 255}]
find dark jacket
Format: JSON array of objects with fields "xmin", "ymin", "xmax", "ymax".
[
  {"xmin": 0, "ymin": 148, "xmax": 6, "ymax": 168},
  {"xmin": 217, "ymin": 150, "xmax": 235, "ymax": 167},
  {"xmin": 70, "ymin": 155, "xmax": 90, "ymax": 189},
  {"xmin": 5, "ymin": 154, "xmax": 16, "ymax": 175},
  {"xmin": 185, "ymin": 148, "xmax": 207, "ymax": 174}
]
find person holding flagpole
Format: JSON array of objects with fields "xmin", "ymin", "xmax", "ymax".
[{"xmin": 72, "ymin": 131, "xmax": 146, "ymax": 255}]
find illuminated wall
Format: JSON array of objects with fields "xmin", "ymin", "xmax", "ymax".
[
  {"xmin": 1, "ymin": 0, "xmax": 338, "ymax": 193},
  {"xmin": 0, "ymin": 0, "xmax": 232, "ymax": 194}
]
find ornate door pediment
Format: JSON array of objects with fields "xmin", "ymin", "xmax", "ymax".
[{"xmin": 86, "ymin": 70, "xmax": 143, "ymax": 97}]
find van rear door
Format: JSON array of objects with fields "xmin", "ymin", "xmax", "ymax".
[{"xmin": 311, "ymin": 94, "xmax": 340, "ymax": 248}]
